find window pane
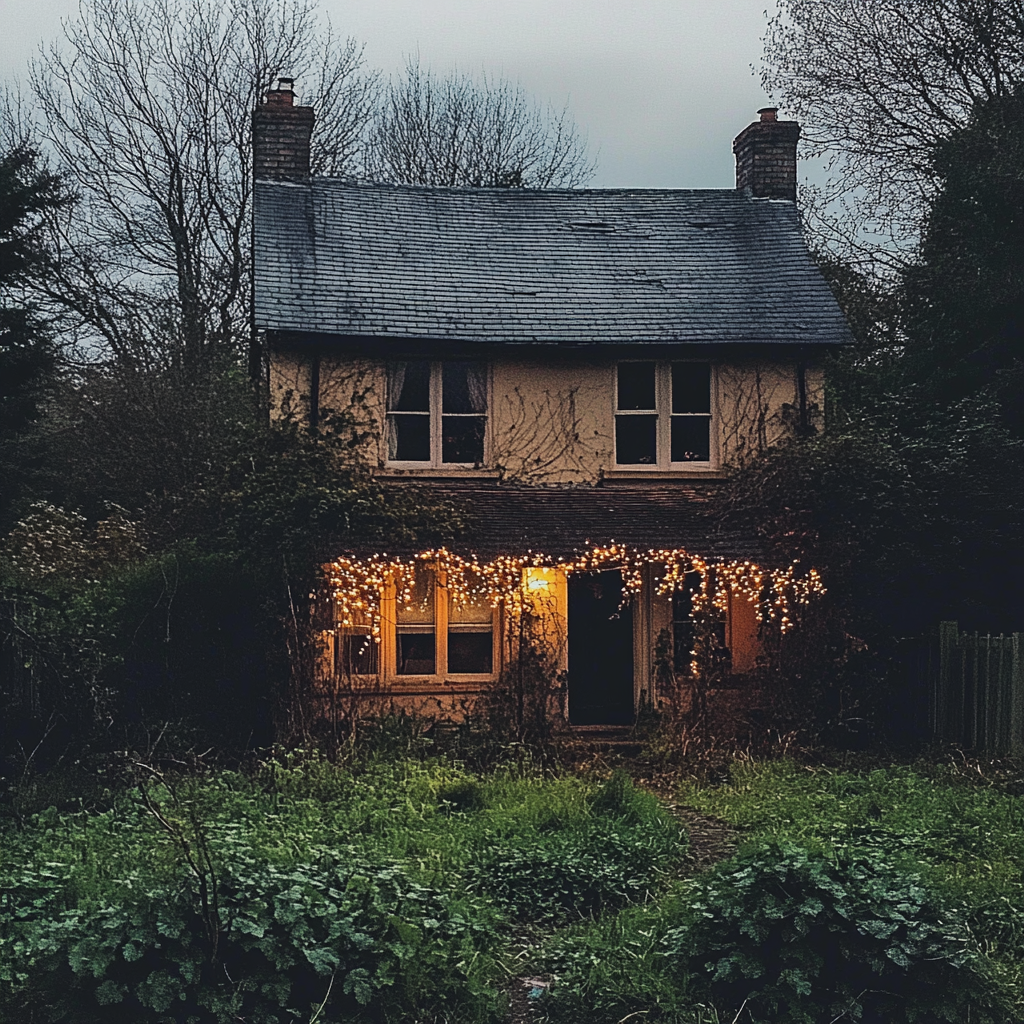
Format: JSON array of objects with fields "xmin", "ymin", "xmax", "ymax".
[
  {"xmin": 672, "ymin": 363, "xmax": 711, "ymax": 414},
  {"xmin": 337, "ymin": 633, "xmax": 378, "ymax": 676},
  {"xmin": 616, "ymin": 415, "xmax": 657, "ymax": 464},
  {"xmin": 673, "ymin": 621, "xmax": 695, "ymax": 675},
  {"xmin": 672, "ymin": 579, "xmax": 700, "ymax": 673},
  {"xmin": 388, "ymin": 414, "xmax": 430, "ymax": 461},
  {"xmin": 448, "ymin": 630, "xmax": 493, "ymax": 673},
  {"xmin": 450, "ymin": 589, "xmax": 493, "ymax": 624},
  {"xmin": 397, "ymin": 631, "xmax": 435, "ymax": 675},
  {"xmin": 443, "ymin": 362, "xmax": 487, "ymax": 413},
  {"xmin": 388, "ymin": 360, "xmax": 430, "ymax": 411},
  {"xmin": 442, "ymin": 415, "xmax": 485, "ymax": 463},
  {"xmin": 617, "ymin": 363, "xmax": 656, "ymax": 410},
  {"xmin": 397, "ymin": 570, "xmax": 434, "ymax": 624},
  {"xmin": 671, "ymin": 417, "xmax": 711, "ymax": 462}
]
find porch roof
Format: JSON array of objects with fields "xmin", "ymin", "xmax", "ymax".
[{"xmin": 369, "ymin": 480, "xmax": 765, "ymax": 564}]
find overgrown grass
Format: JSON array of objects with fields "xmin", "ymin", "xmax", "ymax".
[
  {"xmin": 679, "ymin": 758, "xmax": 1024, "ymax": 986},
  {"xmin": 534, "ymin": 757, "xmax": 1024, "ymax": 1023},
  {"xmin": 0, "ymin": 755, "xmax": 686, "ymax": 1023}
]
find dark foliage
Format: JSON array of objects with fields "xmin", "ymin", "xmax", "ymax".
[
  {"xmin": 0, "ymin": 415, "xmax": 461, "ymax": 773},
  {"xmin": 0, "ymin": 146, "xmax": 70, "ymax": 526},
  {"xmin": 902, "ymin": 90, "xmax": 1024, "ymax": 436},
  {"xmin": 664, "ymin": 840, "xmax": 1005, "ymax": 1024}
]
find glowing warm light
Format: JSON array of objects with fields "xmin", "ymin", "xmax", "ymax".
[
  {"xmin": 324, "ymin": 544, "xmax": 826, "ymax": 645},
  {"xmin": 526, "ymin": 568, "xmax": 555, "ymax": 592}
]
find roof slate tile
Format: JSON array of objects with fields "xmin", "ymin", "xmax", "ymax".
[{"xmin": 254, "ymin": 179, "xmax": 852, "ymax": 346}]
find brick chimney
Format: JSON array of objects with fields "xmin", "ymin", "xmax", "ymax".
[
  {"xmin": 253, "ymin": 77, "xmax": 314, "ymax": 180},
  {"xmin": 732, "ymin": 107, "xmax": 800, "ymax": 201}
]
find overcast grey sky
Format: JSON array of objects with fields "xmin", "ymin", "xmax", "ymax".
[{"xmin": 0, "ymin": 0, "xmax": 779, "ymax": 188}]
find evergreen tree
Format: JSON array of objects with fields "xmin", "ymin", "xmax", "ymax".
[
  {"xmin": 0, "ymin": 146, "xmax": 70, "ymax": 526},
  {"xmin": 0, "ymin": 146, "xmax": 66, "ymax": 439},
  {"xmin": 901, "ymin": 91, "xmax": 1024, "ymax": 435}
]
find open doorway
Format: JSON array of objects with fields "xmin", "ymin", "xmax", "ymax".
[{"xmin": 567, "ymin": 570, "xmax": 634, "ymax": 725}]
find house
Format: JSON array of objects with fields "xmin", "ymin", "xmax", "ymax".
[{"xmin": 252, "ymin": 82, "xmax": 850, "ymax": 726}]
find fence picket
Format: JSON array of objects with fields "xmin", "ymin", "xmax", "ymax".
[
  {"xmin": 1012, "ymin": 633, "xmax": 1024, "ymax": 756},
  {"xmin": 930, "ymin": 623, "xmax": 1023, "ymax": 753}
]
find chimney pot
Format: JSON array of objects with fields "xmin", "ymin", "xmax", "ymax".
[
  {"xmin": 264, "ymin": 77, "xmax": 296, "ymax": 107},
  {"xmin": 758, "ymin": 107, "xmax": 778, "ymax": 123}
]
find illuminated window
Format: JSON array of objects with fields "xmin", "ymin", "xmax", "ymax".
[
  {"xmin": 387, "ymin": 361, "xmax": 487, "ymax": 466},
  {"xmin": 671, "ymin": 572, "xmax": 727, "ymax": 676},
  {"xmin": 336, "ymin": 608, "xmax": 379, "ymax": 677},
  {"xmin": 448, "ymin": 587, "xmax": 494, "ymax": 675},
  {"xmin": 615, "ymin": 362, "xmax": 712, "ymax": 467},
  {"xmin": 392, "ymin": 567, "xmax": 495, "ymax": 678},
  {"xmin": 396, "ymin": 569, "xmax": 436, "ymax": 675}
]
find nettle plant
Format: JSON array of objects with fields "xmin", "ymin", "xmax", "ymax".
[{"xmin": 663, "ymin": 840, "xmax": 1005, "ymax": 1024}]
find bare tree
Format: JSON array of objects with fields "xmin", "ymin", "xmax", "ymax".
[
  {"xmin": 364, "ymin": 59, "xmax": 594, "ymax": 188},
  {"xmin": 19, "ymin": 0, "xmax": 376, "ymax": 368},
  {"xmin": 763, "ymin": 0, "xmax": 1024, "ymax": 262}
]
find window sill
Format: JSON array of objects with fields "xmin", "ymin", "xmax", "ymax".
[
  {"xmin": 602, "ymin": 468, "xmax": 728, "ymax": 481},
  {"xmin": 377, "ymin": 466, "xmax": 501, "ymax": 479},
  {"xmin": 385, "ymin": 678, "xmax": 497, "ymax": 691}
]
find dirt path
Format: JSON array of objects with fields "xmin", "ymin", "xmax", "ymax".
[{"xmin": 663, "ymin": 802, "xmax": 739, "ymax": 872}]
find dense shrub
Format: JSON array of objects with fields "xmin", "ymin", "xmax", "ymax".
[
  {"xmin": 662, "ymin": 840, "xmax": 1004, "ymax": 1024},
  {"xmin": 680, "ymin": 759, "xmax": 1024, "ymax": 973},
  {"xmin": 0, "ymin": 843, "xmax": 498, "ymax": 1023}
]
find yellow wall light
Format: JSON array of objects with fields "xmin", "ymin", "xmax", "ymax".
[{"xmin": 526, "ymin": 567, "xmax": 555, "ymax": 592}]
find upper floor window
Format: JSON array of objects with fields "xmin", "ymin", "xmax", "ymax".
[
  {"xmin": 615, "ymin": 361, "xmax": 712, "ymax": 467},
  {"xmin": 387, "ymin": 361, "xmax": 487, "ymax": 466}
]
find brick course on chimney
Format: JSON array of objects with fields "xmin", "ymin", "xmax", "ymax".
[
  {"xmin": 732, "ymin": 107, "xmax": 800, "ymax": 202},
  {"xmin": 253, "ymin": 79, "xmax": 314, "ymax": 181}
]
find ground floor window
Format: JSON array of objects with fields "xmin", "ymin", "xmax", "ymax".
[
  {"xmin": 448, "ymin": 588, "xmax": 494, "ymax": 674},
  {"xmin": 671, "ymin": 571, "xmax": 727, "ymax": 675},
  {"xmin": 349, "ymin": 566, "xmax": 498, "ymax": 681}
]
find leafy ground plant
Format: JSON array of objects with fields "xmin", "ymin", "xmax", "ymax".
[
  {"xmin": 678, "ymin": 757, "xmax": 1024, "ymax": 997},
  {"xmin": 0, "ymin": 756, "xmax": 687, "ymax": 1022},
  {"xmin": 662, "ymin": 840, "xmax": 1005, "ymax": 1024},
  {"xmin": 464, "ymin": 768, "xmax": 684, "ymax": 922},
  {"xmin": 534, "ymin": 757, "xmax": 1024, "ymax": 1023}
]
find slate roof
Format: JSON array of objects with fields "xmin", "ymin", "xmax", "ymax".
[
  {"xmin": 343, "ymin": 481, "xmax": 766, "ymax": 564},
  {"xmin": 254, "ymin": 179, "xmax": 852, "ymax": 347}
]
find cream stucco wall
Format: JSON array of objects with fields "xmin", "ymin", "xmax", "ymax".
[{"xmin": 269, "ymin": 348, "xmax": 825, "ymax": 480}]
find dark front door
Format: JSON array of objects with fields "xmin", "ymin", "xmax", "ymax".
[{"xmin": 568, "ymin": 570, "xmax": 634, "ymax": 725}]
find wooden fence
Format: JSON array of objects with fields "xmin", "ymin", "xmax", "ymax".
[{"xmin": 929, "ymin": 622, "xmax": 1024, "ymax": 754}]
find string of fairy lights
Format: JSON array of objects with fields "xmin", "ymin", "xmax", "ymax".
[{"xmin": 324, "ymin": 545, "xmax": 825, "ymax": 642}]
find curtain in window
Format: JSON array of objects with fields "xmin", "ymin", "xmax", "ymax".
[
  {"xmin": 387, "ymin": 361, "xmax": 432, "ymax": 462},
  {"xmin": 386, "ymin": 362, "xmax": 407, "ymax": 411},
  {"xmin": 466, "ymin": 363, "xmax": 486, "ymax": 413}
]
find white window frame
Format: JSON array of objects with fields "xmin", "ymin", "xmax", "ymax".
[
  {"xmin": 613, "ymin": 360, "xmax": 715, "ymax": 470},
  {"xmin": 384, "ymin": 572, "xmax": 499, "ymax": 683},
  {"xmin": 386, "ymin": 361, "xmax": 489, "ymax": 468}
]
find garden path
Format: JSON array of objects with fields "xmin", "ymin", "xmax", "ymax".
[{"xmin": 504, "ymin": 784, "xmax": 738, "ymax": 1024}]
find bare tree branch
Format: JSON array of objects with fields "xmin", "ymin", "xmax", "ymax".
[
  {"xmin": 763, "ymin": 0, "xmax": 1024, "ymax": 262},
  {"xmin": 17, "ymin": 0, "xmax": 377, "ymax": 365},
  {"xmin": 364, "ymin": 58, "xmax": 594, "ymax": 188}
]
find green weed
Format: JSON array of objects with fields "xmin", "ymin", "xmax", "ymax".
[
  {"xmin": 0, "ymin": 756, "xmax": 687, "ymax": 1022},
  {"xmin": 678, "ymin": 759, "xmax": 1024, "ymax": 1012}
]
